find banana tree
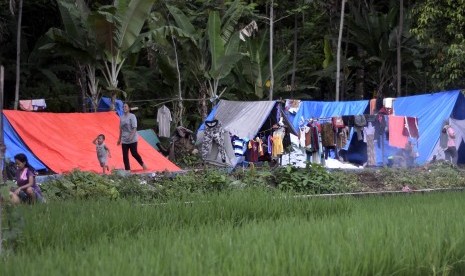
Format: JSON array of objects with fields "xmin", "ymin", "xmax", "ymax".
[
  {"xmin": 41, "ymin": 0, "xmax": 101, "ymax": 111},
  {"xmin": 89, "ymin": 0, "xmax": 156, "ymax": 108},
  {"xmin": 41, "ymin": 0, "xmax": 104, "ymax": 112},
  {"xmin": 228, "ymin": 31, "xmax": 290, "ymax": 100},
  {"xmin": 156, "ymin": 1, "xmax": 253, "ymax": 119}
]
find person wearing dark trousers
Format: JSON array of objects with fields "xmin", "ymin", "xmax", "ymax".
[{"xmin": 117, "ymin": 103, "xmax": 147, "ymax": 171}]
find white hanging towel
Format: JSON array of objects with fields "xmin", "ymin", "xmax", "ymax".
[{"xmin": 157, "ymin": 105, "xmax": 172, "ymax": 138}]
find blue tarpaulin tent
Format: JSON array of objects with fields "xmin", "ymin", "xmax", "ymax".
[
  {"xmin": 88, "ymin": 97, "xmax": 124, "ymax": 116},
  {"xmin": 393, "ymin": 90, "xmax": 465, "ymax": 164},
  {"xmin": 287, "ymin": 91, "xmax": 465, "ymax": 166},
  {"xmin": 290, "ymin": 100, "xmax": 369, "ymax": 130},
  {"xmin": 3, "ymin": 115, "xmax": 47, "ymax": 170}
]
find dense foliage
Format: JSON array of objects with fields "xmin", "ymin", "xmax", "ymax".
[{"xmin": 1, "ymin": 0, "xmax": 465, "ymax": 129}]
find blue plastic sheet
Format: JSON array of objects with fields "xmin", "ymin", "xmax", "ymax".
[
  {"xmin": 4, "ymin": 115, "xmax": 47, "ymax": 170},
  {"xmin": 291, "ymin": 100, "xmax": 369, "ymax": 129},
  {"xmin": 393, "ymin": 90, "xmax": 461, "ymax": 164}
]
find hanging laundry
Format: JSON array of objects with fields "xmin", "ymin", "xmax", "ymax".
[
  {"xmin": 369, "ymin": 98, "xmax": 377, "ymax": 115},
  {"xmin": 285, "ymin": 100, "xmax": 301, "ymax": 114},
  {"xmin": 342, "ymin": 115, "xmax": 355, "ymax": 127},
  {"xmin": 271, "ymin": 127, "xmax": 285, "ymax": 157},
  {"xmin": 388, "ymin": 115, "xmax": 408, "ymax": 148},
  {"xmin": 20, "ymin": 99, "xmax": 47, "ymax": 111},
  {"xmin": 31, "ymin": 99, "xmax": 47, "ymax": 110},
  {"xmin": 383, "ymin": 98, "xmax": 396, "ymax": 109},
  {"xmin": 404, "ymin": 117, "xmax": 419, "ymax": 138},
  {"xmin": 354, "ymin": 115, "xmax": 367, "ymax": 141},
  {"xmin": 337, "ymin": 127, "xmax": 349, "ymax": 149},
  {"xmin": 201, "ymin": 119, "xmax": 226, "ymax": 162},
  {"xmin": 364, "ymin": 122, "xmax": 376, "ymax": 166},
  {"xmin": 231, "ymin": 136, "xmax": 247, "ymax": 156},
  {"xmin": 156, "ymin": 105, "xmax": 172, "ymax": 138},
  {"xmin": 19, "ymin": 100, "xmax": 33, "ymax": 111},
  {"xmin": 321, "ymin": 123, "xmax": 335, "ymax": 147}
]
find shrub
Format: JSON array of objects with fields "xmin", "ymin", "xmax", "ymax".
[
  {"xmin": 274, "ymin": 164, "xmax": 343, "ymax": 194},
  {"xmin": 41, "ymin": 170, "xmax": 119, "ymax": 200}
]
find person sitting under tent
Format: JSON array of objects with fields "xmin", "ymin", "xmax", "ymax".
[{"xmin": 9, "ymin": 153, "xmax": 44, "ymax": 204}]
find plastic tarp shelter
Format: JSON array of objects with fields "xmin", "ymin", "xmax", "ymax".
[
  {"xmin": 3, "ymin": 115, "xmax": 47, "ymax": 170},
  {"xmin": 290, "ymin": 100, "xmax": 369, "ymax": 130},
  {"xmin": 88, "ymin": 97, "xmax": 124, "ymax": 116},
  {"xmin": 197, "ymin": 100, "xmax": 278, "ymax": 168},
  {"xmin": 394, "ymin": 90, "xmax": 465, "ymax": 165},
  {"xmin": 138, "ymin": 129, "xmax": 160, "ymax": 150},
  {"xmin": 287, "ymin": 100, "xmax": 369, "ymax": 165},
  {"xmin": 198, "ymin": 100, "xmax": 277, "ymax": 139},
  {"xmin": 3, "ymin": 110, "xmax": 181, "ymax": 174},
  {"xmin": 311, "ymin": 90, "xmax": 465, "ymax": 166}
]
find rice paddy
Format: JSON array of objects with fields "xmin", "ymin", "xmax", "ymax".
[{"xmin": 2, "ymin": 189, "xmax": 465, "ymax": 275}]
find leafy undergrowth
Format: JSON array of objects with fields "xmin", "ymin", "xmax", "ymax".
[{"xmin": 36, "ymin": 161, "xmax": 465, "ymax": 203}]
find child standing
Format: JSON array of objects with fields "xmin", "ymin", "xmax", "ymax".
[{"xmin": 93, "ymin": 134, "xmax": 111, "ymax": 173}]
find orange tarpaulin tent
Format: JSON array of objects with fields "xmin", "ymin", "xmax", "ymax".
[{"xmin": 4, "ymin": 110, "xmax": 181, "ymax": 173}]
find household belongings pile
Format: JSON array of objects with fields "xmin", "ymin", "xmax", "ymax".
[{"xmin": 168, "ymin": 126, "xmax": 196, "ymax": 163}]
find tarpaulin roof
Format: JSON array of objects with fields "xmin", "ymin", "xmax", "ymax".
[
  {"xmin": 393, "ymin": 90, "xmax": 463, "ymax": 164},
  {"xmin": 138, "ymin": 129, "xmax": 160, "ymax": 150},
  {"xmin": 198, "ymin": 100, "xmax": 277, "ymax": 139},
  {"xmin": 88, "ymin": 97, "xmax": 124, "ymax": 116},
  {"xmin": 344, "ymin": 90, "xmax": 465, "ymax": 166},
  {"xmin": 3, "ymin": 110, "xmax": 181, "ymax": 173},
  {"xmin": 3, "ymin": 115, "xmax": 47, "ymax": 170},
  {"xmin": 291, "ymin": 100, "xmax": 369, "ymax": 130}
]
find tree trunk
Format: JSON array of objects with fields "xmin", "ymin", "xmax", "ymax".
[
  {"xmin": 341, "ymin": 22, "xmax": 350, "ymax": 101},
  {"xmin": 290, "ymin": 11, "xmax": 299, "ymax": 99},
  {"xmin": 356, "ymin": 47, "xmax": 365, "ymax": 99},
  {"xmin": 172, "ymin": 33, "xmax": 183, "ymax": 127},
  {"xmin": 396, "ymin": 0, "xmax": 404, "ymax": 97},
  {"xmin": 199, "ymin": 82, "xmax": 208, "ymax": 121},
  {"xmin": 269, "ymin": 0, "xmax": 274, "ymax": 100},
  {"xmin": 77, "ymin": 63, "xmax": 88, "ymax": 112},
  {"xmin": 335, "ymin": 0, "xmax": 346, "ymax": 102},
  {"xmin": 13, "ymin": 0, "xmax": 23, "ymax": 110}
]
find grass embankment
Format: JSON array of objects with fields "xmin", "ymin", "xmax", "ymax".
[{"xmin": 2, "ymin": 190, "xmax": 465, "ymax": 275}]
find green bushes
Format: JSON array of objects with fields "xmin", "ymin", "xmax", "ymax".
[
  {"xmin": 40, "ymin": 170, "xmax": 119, "ymax": 200},
  {"xmin": 38, "ymin": 162, "xmax": 465, "ymax": 203},
  {"xmin": 275, "ymin": 164, "xmax": 342, "ymax": 193},
  {"xmin": 39, "ymin": 165, "xmax": 349, "ymax": 202}
]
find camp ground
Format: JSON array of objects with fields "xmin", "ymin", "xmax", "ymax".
[
  {"xmin": 197, "ymin": 90, "xmax": 465, "ymax": 169},
  {"xmin": 3, "ymin": 90, "xmax": 465, "ymax": 175}
]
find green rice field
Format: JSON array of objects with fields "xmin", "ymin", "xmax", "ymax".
[{"xmin": 2, "ymin": 190, "xmax": 465, "ymax": 275}]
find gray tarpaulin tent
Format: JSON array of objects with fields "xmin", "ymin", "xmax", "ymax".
[
  {"xmin": 199, "ymin": 100, "xmax": 277, "ymax": 139},
  {"xmin": 197, "ymin": 100, "xmax": 295, "ymax": 167}
]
